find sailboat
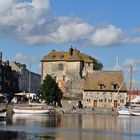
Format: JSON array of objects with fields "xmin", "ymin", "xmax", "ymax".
[
  {"xmin": 129, "ymin": 95, "xmax": 140, "ymax": 116},
  {"xmin": 13, "ymin": 63, "xmax": 50, "ymax": 114},
  {"xmin": 118, "ymin": 65, "xmax": 140, "ymax": 115},
  {"xmin": 118, "ymin": 66, "xmax": 133, "ymax": 115},
  {"xmin": 130, "ymin": 110, "xmax": 140, "ymax": 116}
]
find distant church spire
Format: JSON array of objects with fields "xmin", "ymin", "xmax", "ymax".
[{"xmin": 114, "ymin": 56, "xmax": 121, "ymax": 71}]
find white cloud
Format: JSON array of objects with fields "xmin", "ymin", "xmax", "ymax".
[
  {"xmin": 0, "ymin": 0, "xmax": 140, "ymax": 47},
  {"xmin": 91, "ymin": 25, "xmax": 122, "ymax": 46},
  {"xmin": 14, "ymin": 53, "xmax": 28, "ymax": 62},
  {"xmin": 24, "ymin": 17, "xmax": 93, "ymax": 45},
  {"xmin": 0, "ymin": 0, "xmax": 14, "ymax": 13},
  {"xmin": 0, "ymin": 0, "xmax": 51, "ymax": 37},
  {"xmin": 124, "ymin": 58, "xmax": 140, "ymax": 67},
  {"xmin": 14, "ymin": 52, "xmax": 39, "ymax": 63},
  {"xmin": 123, "ymin": 37, "xmax": 140, "ymax": 44},
  {"xmin": 124, "ymin": 58, "xmax": 140, "ymax": 73}
]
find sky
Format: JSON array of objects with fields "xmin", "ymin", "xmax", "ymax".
[{"xmin": 1, "ymin": 0, "xmax": 140, "ymax": 89}]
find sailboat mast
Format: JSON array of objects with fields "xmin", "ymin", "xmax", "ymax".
[
  {"xmin": 29, "ymin": 63, "xmax": 31, "ymax": 96},
  {"xmin": 129, "ymin": 65, "xmax": 133, "ymax": 103}
]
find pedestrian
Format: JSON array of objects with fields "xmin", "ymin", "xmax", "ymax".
[{"xmin": 112, "ymin": 107, "xmax": 114, "ymax": 112}]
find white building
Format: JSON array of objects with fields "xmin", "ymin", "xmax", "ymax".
[{"xmin": 9, "ymin": 62, "xmax": 41, "ymax": 93}]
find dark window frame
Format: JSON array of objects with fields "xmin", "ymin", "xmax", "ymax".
[{"xmin": 58, "ymin": 64, "xmax": 64, "ymax": 70}]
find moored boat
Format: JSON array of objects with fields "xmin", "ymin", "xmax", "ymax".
[
  {"xmin": 0, "ymin": 109, "xmax": 7, "ymax": 118},
  {"xmin": 118, "ymin": 109, "xmax": 130, "ymax": 115},
  {"xmin": 130, "ymin": 111, "xmax": 140, "ymax": 116},
  {"xmin": 13, "ymin": 106, "xmax": 50, "ymax": 114},
  {"xmin": 130, "ymin": 109, "xmax": 140, "ymax": 116}
]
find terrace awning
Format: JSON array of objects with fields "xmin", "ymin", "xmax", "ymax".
[{"xmin": 0, "ymin": 93, "xmax": 3, "ymax": 97}]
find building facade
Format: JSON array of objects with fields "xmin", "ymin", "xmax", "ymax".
[
  {"xmin": 83, "ymin": 71, "xmax": 127, "ymax": 108},
  {"xmin": 0, "ymin": 52, "xmax": 19, "ymax": 95},
  {"xmin": 41, "ymin": 47, "xmax": 100, "ymax": 99},
  {"xmin": 9, "ymin": 62, "xmax": 41, "ymax": 94}
]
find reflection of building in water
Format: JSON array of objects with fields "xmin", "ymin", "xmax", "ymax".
[
  {"xmin": 57, "ymin": 114, "xmax": 125, "ymax": 140},
  {"xmin": 5, "ymin": 114, "xmax": 140, "ymax": 140}
]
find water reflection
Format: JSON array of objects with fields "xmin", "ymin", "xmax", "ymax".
[{"xmin": 0, "ymin": 114, "xmax": 140, "ymax": 140}]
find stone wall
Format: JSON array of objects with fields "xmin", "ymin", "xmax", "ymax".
[
  {"xmin": 42, "ymin": 61, "xmax": 84, "ymax": 98},
  {"xmin": 83, "ymin": 91, "xmax": 127, "ymax": 108}
]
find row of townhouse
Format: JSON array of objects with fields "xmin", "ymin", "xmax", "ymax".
[
  {"xmin": 0, "ymin": 52, "xmax": 19, "ymax": 95},
  {"xmin": 0, "ymin": 51, "xmax": 41, "ymax": 95},
  {"xmin": 9, "ymin": 62, "xmax": 41, "ymax": 94}
]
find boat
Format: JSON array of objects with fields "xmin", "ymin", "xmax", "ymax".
[
  {"xmin": 28, "ymin": 102, "xmax": 47, "ymax": 106},
  {"xmin": 118, "ymin": 66, "xmax": 134, "ymax": 116},
  {"xmin": 13, "ymin": 106, "xmax": 50, "ymax": 114},
  {"xmin": 0, "ymin": 109, "xmax": 7, "ymax": 118},
  {"xmin": 130, "ymin": 111, "xmax": 140, "ymax": 116},
  {"xmin": 130, "ymin": 109, "xmax": 140, "ymax": 116},
  {"xmin": 118, "ymin": 108, "xmax": 130, "ymax": 115}
]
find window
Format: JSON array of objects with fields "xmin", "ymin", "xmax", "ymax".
[
  {"xmin": 54, "ymin": 76, "xmax": 56, "ymax": 81},
  {"xmin": 58, "ymin": 64, "xmax": 63, "ymax": 70},
  {"xmin": 112, "ymin": 84, "xmax": 119, "ymax": 90},
  {"xmin": 99, "ymin": 84, "xmax": 105, "ymax": 90},
  {"xmin": 51, "ymin": 55, "xmax": 56, "ymax": 59},
  {"xmin": 60, "ymin": 55, "xmax": 64, "ymax": 59},
  {"xmin": 88, "ymin": 63, "xmax": 90, "ymax": 66},
  {"xmin": 108, "ymin": 99, "xmax": 112, "ymax": 102},
  {"xmin": 99, "ymin": 99, "xmax": 103, "ymax": 102},
  {"xmin": 63, "ymin": 75, "xmax": 65, "ymax": 81},
  {"xmin": 87, "ymin": 99, "xmax": 91, "ymax": 102},
  {"xmin": 120, "ymin": 99, "xmax": 124, "ymax": 103}
]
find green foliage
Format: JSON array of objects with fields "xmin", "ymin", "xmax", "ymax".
[
  {"xmin": 39, "ymin": 75, "xmax": 62, "ymax": 104},
  {"xmin": 93, "ymin": 60, "xmax": 103, "ymax": 70},
  {"xmin": 89, "ymin": 57, "xmax": 103, "ymax": 70}
]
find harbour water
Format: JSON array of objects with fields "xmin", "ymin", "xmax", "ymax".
[{"xmin": 0, "ymin": 114, "xmax": 140, "ymax": 140}]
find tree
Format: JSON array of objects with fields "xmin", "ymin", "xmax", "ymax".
[
  {"xmin": 39, "ymin": 75, "xmax": 62, "ymax": 106},
  {"xmin": 93, "ymin": 60, "xmax": 103, "ymax": 70},
  {"xmin": 89, "ymin": 56, "xmax": 103, "ymax": 70}
]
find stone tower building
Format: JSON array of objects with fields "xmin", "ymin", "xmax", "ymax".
[{"xmin": 41, "ymin": 47, "xmax": 98, "ymax": 99}]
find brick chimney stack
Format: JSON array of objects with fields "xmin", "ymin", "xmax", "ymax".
[{"xmin": 69, "ymin": 46, "xmax": 74, "ymax": 56}]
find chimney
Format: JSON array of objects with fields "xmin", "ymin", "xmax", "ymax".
[
  {"xmin": 69, "ymin": 46, "xmax": 74, "ymax": 56},
  {"xmin": 6, "ymin": 60, "xmax": 9, "ymax": 66},
  {"xmin": 0, "ymin": 52, "xmax": 2, "ymax": 64}
]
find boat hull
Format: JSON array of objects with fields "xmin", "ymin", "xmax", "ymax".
[
  {"xmin": 118, "ymin": 110, "xmax": 130, "ymax": 115},
  {"xmin": 13, "ymin": 107, "xmax": 50, "ymax": 114},
  {"xmin": 130, "ymin": 112, "xmax": 140, "ymax": 116},
  {"xmin": 0, "ymin": 111, "xmax": 6, "ymax": 118}
]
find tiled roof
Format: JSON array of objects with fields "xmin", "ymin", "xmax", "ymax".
[
  {"xmin": 42, "ymin": 48, "xmax": 93, "ymax": 62},
  {"xmin": 83, "ymin": 71, "xmax": 127, "ymax": 91}
]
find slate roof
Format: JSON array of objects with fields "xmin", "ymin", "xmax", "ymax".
[
  {"xmin": 83, "ymin": 71, "xmax": 127, "ymax": 92},
  {"xmin": 42, "ymin": 48, "xmax": 93, "ymax": 62}
]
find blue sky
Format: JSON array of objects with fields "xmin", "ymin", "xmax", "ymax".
[{"xmin": 1, "ymin": 0, "xmax": 140, "ymax": 89}]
